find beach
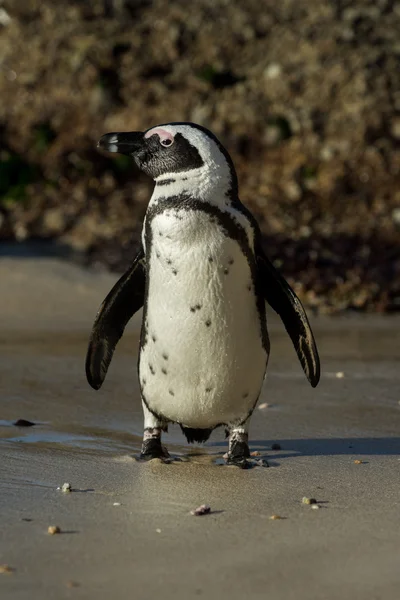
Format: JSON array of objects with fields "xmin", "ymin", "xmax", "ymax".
[{"xmin": 1, "ymin": 254, "xmax": 399, "ymax": 600}]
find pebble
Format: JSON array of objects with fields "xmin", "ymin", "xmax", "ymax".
[
  {"xmin": 156, "ymin": 528, "xmax": 162, "ymax": 533},
  {"xmin": 13, "ymin": 419, "xmax": 35, "ymax": 427},
  {"xmin": 61, "ymin": 483, "xmax": 72, "ymax": 493},
  {"xmin": 258, "ymin": 402, "xmax": 269, "ymax": 410},
  {"xmin": 48, "ymin": 525, "xmax": 61, "ymax": 535},
  {"xmin": 113, "ymin": 502, "xmax": 121, "ymax": 506},
  {"xmin": 269, "ymin": 515, "xmax": 284, "ymax": 520},
  {"xmin": 302, "ymin": 497, "xmax": 317, "ymax": 505},
  {"xmin": 311, "ymin": 504, "xmax": 320, "ymax": 510},
  {"xmin": 0, "ymin": 564, "xmax": 14, "ymax": 574},
  {"xmin": 190, "ymin": 504, "xmax": 211, "ymax": 516},
  {"xmin": 336, "ymin": 372, "xmax": 344, "ymax": 378},
  {"xmin": 354, "ymin": 459, "xmax": 363, "ymax": 464}
]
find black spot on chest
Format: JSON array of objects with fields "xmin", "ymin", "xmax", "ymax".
[
  {"xmin": 144, "ymin": 194, "xmax": 268, "ymax": 352},
  {"xmin": 190, "ymin": 304, "xmax": 202, "ymax": 313}
]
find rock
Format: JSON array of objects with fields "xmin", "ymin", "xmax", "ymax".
[
  {"xmin": 13, "ymin": 419, "xmax": 35, "ymax": 427},
  {"xmin": 302, "ymin": 497, "xmax": 317, "ymax": 505},
  {"xmin": 47, "ymin": 525, "xmax": 61, "ymax": 535},
  {"xmin": 190, "ymin": 504, "xmax": 211, "ymax": 516}
]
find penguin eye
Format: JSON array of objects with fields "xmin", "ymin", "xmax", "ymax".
[{"xmin": 160, "ymin": 138, "xmax": 173, "ymax": 147}]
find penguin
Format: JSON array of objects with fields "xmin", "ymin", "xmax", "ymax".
[{"xmin": 86, "ymin": 122, "xmax": 320, "ymax": 468}]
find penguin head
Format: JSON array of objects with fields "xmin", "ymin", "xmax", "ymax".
[{"xmin": 98, "ymin": 122, "xmax": 238, "ymax": 199}]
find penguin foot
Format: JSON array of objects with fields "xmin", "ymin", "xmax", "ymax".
[
  {"xmin": 225, "ymin": 455, "xmax": 269, "ymax": 469},
  {"xmin": 226, "ymin": 455, "xmax": 252, "ymax": 469},
  {"xmin": 140, "ymin": 437, "xmax": 170, "ymax": 462},
  {"xmin": 226, "ymin": 429, "xmax": 269, "ymax": 468},
  {"xmin": 226, "ymin": 438, "xmax": 251, "ymax": 468}
]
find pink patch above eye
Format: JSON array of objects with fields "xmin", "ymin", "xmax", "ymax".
[{"xmin": 144, "ymin": 127, "xmax": 174, "ymax": 143}]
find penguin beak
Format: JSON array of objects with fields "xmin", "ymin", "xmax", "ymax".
[{"xmin": 97, "ymin": 132, "xmax": 144, "ymax": 155}]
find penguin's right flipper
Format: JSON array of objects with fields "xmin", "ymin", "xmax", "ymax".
[{"xmin": 85, "ymin": 248, "xmax": 146, "ymax": 390}]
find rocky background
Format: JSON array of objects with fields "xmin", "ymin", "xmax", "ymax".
[{"xmin": 0, "ymin": 0, "xmax": 399, "ymax": 313}]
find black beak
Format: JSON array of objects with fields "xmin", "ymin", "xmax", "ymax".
[{"xmin": 97, "ymin": 131, "xmax": 144, "ymax": 155}]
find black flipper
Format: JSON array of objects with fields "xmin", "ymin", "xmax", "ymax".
[
  {"xmin": 85, "ymin": 248, "xmax": 146, "ymax": 390},
  {"xmin": 257, "ymin": 247, "xmax": 320, "ymax": 387}
]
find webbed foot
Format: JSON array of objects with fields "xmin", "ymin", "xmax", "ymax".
[
  {"xmin": 226, "ymin": 428, "xmax": 269, "ymax": 468},
  {"xmin": 226, "ymin": 455, "xmax": 269, "ymax": 469},
  {"xmin": 140, "ymin": 427, "xmax": 170, "ymax": 461}
]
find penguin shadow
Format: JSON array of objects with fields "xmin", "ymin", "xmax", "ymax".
[
  {"xmin": 247, "ymin": 437, "xmax": 400, "ymax": 462},
  {"xmin": 130, "ymin": 445, "xmax": 271, "ymax": 468}
]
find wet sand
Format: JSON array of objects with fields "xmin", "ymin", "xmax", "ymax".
[{"xmin": 1, "ymin": 255, "xmax": 400, "ymax": 599}]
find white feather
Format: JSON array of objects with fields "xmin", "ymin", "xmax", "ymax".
[
  {"xmin": 139, "ymin": 208, "xmax": 268, "ymax": 429},
  {"xmin": 138, "ymin": 124, "xmax": 268, "ymax": 428},
  {"xmin": 148, "ymin": 124, "xmax": 232, "ymax": 207}
]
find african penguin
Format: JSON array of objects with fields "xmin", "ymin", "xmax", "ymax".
[{"xmin": 86, "ymin": 122, "xmax": 320, "ymax": 468}]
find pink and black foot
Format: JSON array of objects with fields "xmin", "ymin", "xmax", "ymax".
[
  {"xmin": 140, "ymin": 427, "xmax": 170, "ymax": 461},
  {"xmin": 226, "ymin": 429, "xmax": 269, "ymax": 468}
]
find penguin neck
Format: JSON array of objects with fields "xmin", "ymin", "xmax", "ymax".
[{"xmin": 151, "ymin": 163, "xmax": 236, "ymax": 208}]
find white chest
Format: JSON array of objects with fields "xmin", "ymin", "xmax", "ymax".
[{"xmin": 139, "ymin": 207, "xmax": 268, "ymax": 428}]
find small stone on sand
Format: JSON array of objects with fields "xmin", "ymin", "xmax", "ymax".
[
  {"xmin": 156, "ymin": 528, "xmax": 162, "ymax": 533},
  {"xmin": 61, "ymin": 483, "xmax": 72, "ymax": 493},
  {"xmin": 258, "ymin": 402, "xmax": 269, "ymax": 410},
  {"xmin": 269, "ymin": 515, "xmax": 284, "ymax": 520},
  {"xmin": 48, "ymin": 525, "xmax": 61, "ymax": 535},
  {"xmin": 66, "ymin": 581, "xmax": 80, "ymax": 588},
  {"xmin": 311, "ymin": 504, "xmax": 320, "ymax": 510},
  {"xmin": 190, "ymin": 504, "xmax": 211, "ymax": 516},
  {"xmin": 302, "ymin": 497, "xmax": 317, "ymax": 505},
  {"xmin": 13, "ymin": 419, "xmax": 35, "ymax": 427},
  {"xmin": 0, "ymin": 564, "xmax": 14, "ymax": 574},
  {"xmin": 336, "ymin": 372, "xmax": 344, "ymax": 378},
  {"xmin": 113, "ymin": 502, "xmax": 121, "ymax": 506},
  {"xmin": 354, "ymin": 459, "xmax": 363, "ymax": 464}
]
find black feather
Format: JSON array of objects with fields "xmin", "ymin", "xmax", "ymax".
[
  {"xmin": 180, "ymin": 426, "xmax": 213, "ymax": 443},
  {"xmin": 257, "ymin": 248, "xmax": 320, "ymax": 387},
  {"xmin": 85, "ymin": 248, "xmax": 146, "ymax": 390}
]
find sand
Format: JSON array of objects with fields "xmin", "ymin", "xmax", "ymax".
[{"xmin": 1, "ymin": 253, "xmax": 400, "ymax": 600}]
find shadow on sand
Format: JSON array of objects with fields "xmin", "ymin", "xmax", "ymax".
[{"xmin": 246, "ymin": 437, "xmax": 400, "ymax": 458}]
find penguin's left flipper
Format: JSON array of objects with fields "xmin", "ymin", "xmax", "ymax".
[
  {"xmin": 257, "ymin": 249, "xmax": 320, "ymax": 388},
  {"xmin": 85, "ymin": 247, "xmax": 146, "ymax": 390}
]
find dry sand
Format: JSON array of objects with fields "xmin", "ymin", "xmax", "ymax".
[{"xmin": 1, "ymin": 252, "xmax": 399, "ymax": 600}]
